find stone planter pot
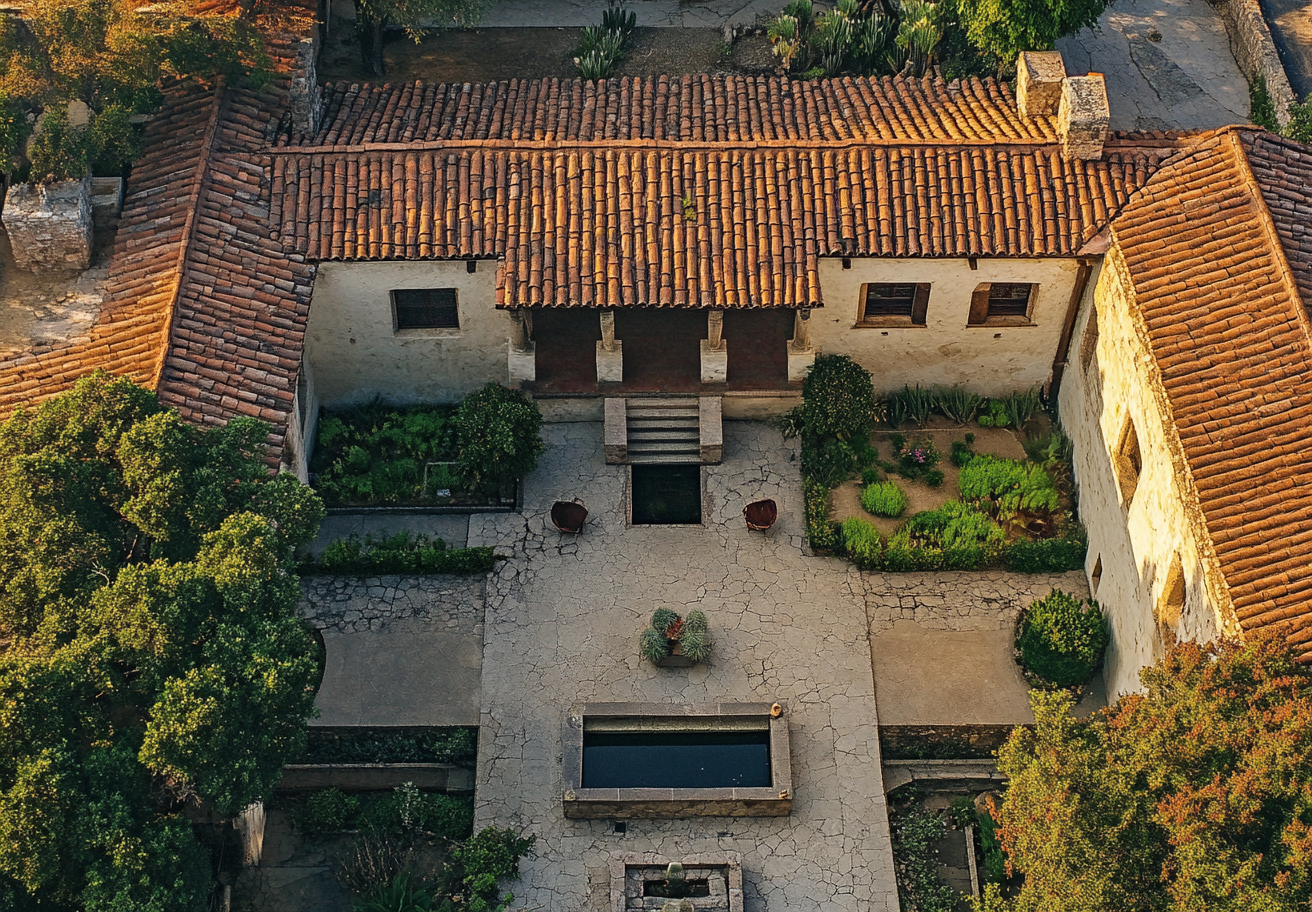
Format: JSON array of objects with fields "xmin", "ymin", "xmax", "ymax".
[
  {"xmin": 1, "ymin": 176, "xmax": 93, "ymax": 273},
  {"xmin": 656, "ymin": 642, "xmax": 695, "ymax": 668}
]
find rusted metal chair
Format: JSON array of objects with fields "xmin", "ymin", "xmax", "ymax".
[
  {"xmin": 551, "ymin": 499, "xmax": 588, "ymax": 533},
  {"xmin": 743, "ymin": 498, "xmax": 778, "ymax": 531}
]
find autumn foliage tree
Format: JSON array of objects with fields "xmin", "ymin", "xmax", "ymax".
[
  {"xmin": 0, "ymin": 373, "xmax": 324, "ymax": 910},
  {"xmin": 977, "ymin": 632, "xmax": 1312, "ymax": 912}
]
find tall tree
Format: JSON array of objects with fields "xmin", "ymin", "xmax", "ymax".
[
  {"xmin": 977, "ymin": 632, "xmax": 1312, "ymax": 912},
  {"xmin": 0, "ymin": 372, "xmax": 325, "ymax": 911},
  {"xmin": 351, "ymin": 0, "xmax": 492, "ymax": 77},
  {"xmin": 952, "ymin": 0, "xmax": 1109, "ymax": 67}
]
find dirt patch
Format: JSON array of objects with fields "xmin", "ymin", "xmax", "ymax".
[
  {"xmin": 317, "ymin": 26, "xmax": 776, "ymax": 84},
  {"xmin": 830, "ymin": 420, "xmax": 1031, "ymax": 529}
]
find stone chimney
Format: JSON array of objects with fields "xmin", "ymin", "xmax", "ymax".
[
  {"xmin": 290, "ymin": 30, "xmax": 322, "ymax": 138},
  {"xmin": 1058, "ymin": 74, "xmax": 1111, "ymax": 160},
  {"xmin": 1016, "ymin": 51, "xmax": 1066, "ymax": 118}
]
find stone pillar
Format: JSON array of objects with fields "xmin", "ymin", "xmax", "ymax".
[
  {"xmin": 604, "ymin": 398, "xmax": 628, "ymax": 464},
  {"xmin": 787, "ymin": 308, "xmax": 815, "ymax": 382},
  {"xmin": 1016, "ymin": 51, "xmax": 1065, "ymax": 118},
  {"xmin": 700, "ymin": 310, "xmax": 728, "ymax": 384},
  {"xmin": 699, "ymin": 396, "xmax": 723, "ymax": 464},
  {"xmin": 234, "ymin": 802, "xmax": 266, "ymax": 867},
  {"xmin": 291, "ymin": 29, "xmax": 322, "ymax": 137},
  {"xmin": 507, "ymin": 309, "xmax": 536, "ymax": 384},
  {"xmin": 1058, "ymin": 74, "xmax": 1110, "ymax": 161},
  {"xmin": 596, "ymin": 311, "xmax": 623, "ymax": 383},
  {"xmin": 1, "ymin": 177, "xmax": 93, "ymax": 273}
]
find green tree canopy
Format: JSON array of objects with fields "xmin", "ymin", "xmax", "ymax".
[
  {"xmin": 350, "ymin": 0, "xmax": 492, "ymax": 76},
  {"xmin": 953, "ymin": 0, "xmax": 1109, "ymax": 67},
  {"xmin": 978, "ymin": 632, "xmax": 1312, "ymax": 912},
  {"xmin": 0, "ymin": 372, "xmax": 325, "ymax": 911}
]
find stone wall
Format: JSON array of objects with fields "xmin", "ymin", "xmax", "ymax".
[
  {"xmin": 2, "ymin": 178, "xmax": 93, "ymax": 273},
  {"xmin": 1206, "ymin": 0, "xmax": 1298, "ymax": 123},
  {"xmin": 865, "ymin": 570, "xmax": 1089, "ymax": 634},
  {"xmin": 1057, "ymin": 250, "xmax": 1238, "ymax": 697},
  {"xmin": 300, "ymin": 574, "xmax": 486, "ymax": 634}
]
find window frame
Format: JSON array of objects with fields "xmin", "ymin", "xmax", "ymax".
[
  {"xmin": 968, "ymin": 282, "xmax": 1038, "ymax": 326},
  {"xmin": 391, "ymin": 287, "xmax": 461, "ymax": 332},
  {"xmin": 856, "ymin": 282, "xmax": 930, "ymax": 327},
  {"xmin": 1114, "ymin": 417, "xmax": 1142, "ymax": 506}
]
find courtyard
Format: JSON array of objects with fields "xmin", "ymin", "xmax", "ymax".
[{"xmin": 295, "ymin": 420, "xmax": 1093, "ymax": 911}]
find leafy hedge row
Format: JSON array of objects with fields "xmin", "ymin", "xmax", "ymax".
[
  {"xmin": 297, "ymin": 727, "xmax": 478, "ymax": 765},
  {"xmin": 301, "ymin": 532, "xmax": 497, "ymax": 576}
]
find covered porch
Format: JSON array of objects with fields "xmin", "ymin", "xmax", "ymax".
[{"xmin": 506, "ymin": 305, "xmax": 817, "ymax": 395}]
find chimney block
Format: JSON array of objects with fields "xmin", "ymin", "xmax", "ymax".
[
  {"xmin": 1059, "ymin": 74, "xmax": 1110, "ymax": 161},
  {"xmin": 1017, "ymin": 51, "xmax": 1066, "ymax": 118}
]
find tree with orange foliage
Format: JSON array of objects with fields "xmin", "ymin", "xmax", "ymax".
[{"xmin": 975, "ymin": 631, "xmax": 1312, "ymax": 912}]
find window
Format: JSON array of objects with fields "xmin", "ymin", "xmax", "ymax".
[
  {"xmin": 1080, "ymin": 306, "xmax": 1099, "ymax": 372},
  {"xmin": 392, "ymin": 288, "xmax": 459, "ymax": 330},
  {"xmin": 1114, "ymin": 417, "xmax": 1142, "ymax": 505},
  {"xmin": 1090, "ymin": 555, "xmax": 1103, "ymax": 594},
  {"xmin": 1156, "ymin": 558, "xmax": 1186, "ymax": 632},
  {"xmin": 968, "ymin": 282, "xmax": 1036, "ymax": 324},
  {"xmin": 858, "ymin": 283, "xmax": 929, "ymax": 326}
]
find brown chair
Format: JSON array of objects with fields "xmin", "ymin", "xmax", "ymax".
[
  {"xmin": 743, "ymin": 499, "xmax": 778, "ymax": 531},
  {"xmin": 551, "ymin": 499, "xmax": 588, "ymax": 533}
]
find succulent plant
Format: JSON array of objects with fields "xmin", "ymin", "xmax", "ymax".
[
  {"xmin": 683, "ymin": 609, "xmax": 708, "ymax": 634},
  {"xmin": 679, "ymin": 628, "xmax": 712, "ymax": 664},
  {"xmin": 640, "ymin": 627, "xmax": 672, "ymax": 663},
  {"xmin": 651, "ymin": 608, "xmax": 680, "ymax": 634}
]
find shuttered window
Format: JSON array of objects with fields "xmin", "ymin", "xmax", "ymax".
[
  {"xmin": 392, "ymin": 288, "xmax": 459, "ymax": 329},
  {"xmin": 859, "ymin": 283, "xmax": 930, "ymax": 325},
  {"xmin": 968, "ymin": 282, "xmax": 1036, "ymax": 324}
]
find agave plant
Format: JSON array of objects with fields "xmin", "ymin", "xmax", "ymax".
[
  {"xmin": 933, "ymin": 385, "xmax": 983, "ymax": 426},
  {"xmin": 1004, "ymin": 387, "xmax": 1042, "ymax": 431},
  {"xmin": 894, "ymin": 0, "xmax": 941, "ymax": 77},
  {"xmin": 576, "ymin": 49, "xmax": 617, "ymax": 81},
  {"xmin": 600, "ymin": 3, "xmax": 637, "ymax": 44}
]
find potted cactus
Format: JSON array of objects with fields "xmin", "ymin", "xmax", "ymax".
[{"xmin": 639, "ymin": 608, "xmax": 712, "ymax": 667}]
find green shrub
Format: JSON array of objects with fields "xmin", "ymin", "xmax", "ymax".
[
  {"xmin": 841, "ymin": 516, "xmax": 883, "ymax": 569},
  {"xmin": 1007, "ymin": 533, "xmax": 1087, "ymax": 573},
  {"xmin": 802, "ymin": 436, "xmax": 860, "ymax": 486},
  {"xmin": 799, "ymin": 355, "xmax": 878, "ymax": 442},
  {"xmin": 950, "ymin": 438, "xmax": 975, "ymax": 467},
  {"xmin": 0, "ymin": 92, "xmax": 30, "ymax": 175},
  {"xmin": 307, "ymin": 532, "xmax": 497, "ymax": 576},
  {"xmin": 804, "ymin": 479, "xmax": 841, "ymax": 551},
  {"xmin": 893, "ymin": 434, "xmax": 940, "ymax": 480},
  {"xmin": 683, "ymin": 609, "xmax": 708, "ymax": 634},
  {"xmin": 977, "ymin": 399, "xmax": 1010, "ymax": 428},
  {"xmin": 948, "ymin": 796, "xmax": 976, "ymax": 828},
  {"xmin": 861, "ymin": 465, "xmax": 882, "ymax": 485},
  {"xmin": 1003, "ymin": 388, "xmax": 1041, "ymax": 431},
  {"xmin": 359, "ymin": 784, "xmax": 474, "ymax": 840},
  {"xmin": 453, "ymin": 384, "xmax": 544, "ymax": 494},
  {"xmin": 904, "ymin": 501, "xmax": 1004, "ymax": 570},
  {"xmin": 977, "ymin": 807, "xmax": 1005, "ymax": 882},
  {"xmin": 639, "ymin": 627, "xmax": 670, "ymax": 663},
  {"xmin": 924, "ymin": 468, "xmax": 945, "ymax": 488},
  {"xmin": 312, "ymin": 401, "xmax": 457, "ymax": 504},
  {"xmin": 1016, "ymin": 589, "xmax": 1109, "ymax": 687},
  {"xmin": 933, "ymin": 385, "xmax": 982, "ymax": 425},
  {"xmin": 28, "ymin": 106, "xmax": 89, "ymax": 183},
  {"xmin": 679, "ymin": 627, "xmax": 712, "ymax": 663},
  {"xmin": 449, "ymin": 826, "xmax": 536, "ymax": 912},
  {"xmin": 861, "ymin": 480, "xmax": 908, "ymax": 517},
  {"xmin": 355, "ymin": 873, "xmax": 434, "ymax": 912},
  {"xmin": 88, "ymin": 104, "xmax": 141, "ymax": 176},
  {"xmin": 885, "ymin": 384, "xmax": 934, "ymax": 427},
  {"xmin": 958, "ymin": 455, "xmax": 1059, "ymax": 518},
  {"xmin": 880, "ymin": 527, "xmax": 944, "ymax": 571},
  {"xmin": 1250, "ymin": 73, "xmax": 1280, "ymax": 133},
  {"xmin": 299, "ymin": 728, "xmax": 476, "ymax": 765},
  {"xmin": 893, "ymin": 808, "xmax": 959, "ymax": 912},
  {"xmin": 297, "ymin": 788, "xmax": 360, "ymax": 834}
]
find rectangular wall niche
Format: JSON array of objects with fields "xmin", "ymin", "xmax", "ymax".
[
  {"xmin": 610, "ymin": 853, "xmax": 744, "ymax": 912},
  {"xmin": 562, "ymin": 703, "xmax": 792, "ymax": 818}
]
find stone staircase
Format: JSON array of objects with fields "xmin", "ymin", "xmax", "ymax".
[{"xmin": 604, "ymin": 397, "xmax": 722, "ymax": 465}]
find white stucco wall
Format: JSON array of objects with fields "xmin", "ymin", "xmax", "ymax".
[
  {"xmin": 305, "ymin": 260, "xmax": 511, "ymax": 408},
  {"xmin": 1058, "ymin": 248, "xmax": 1237, "ymax": 697},
  {"xmin": 814, "ymin": 256, "xmax": 1084, "ymax": 394}
]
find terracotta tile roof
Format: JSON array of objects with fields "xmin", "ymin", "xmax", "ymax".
[
  {"xmin": 0, "ymin": 83, "xmax": 221, "ymax": 418},
  {"xmin": 270, "ymin": 76, "xmax": 1172, "ymax": 307},
  {"xmin": 0, "ymin": 1, "xmax": 317, "ymax": 463},
  {"xmin": 1110, "ymin": 128, "xmax": 1312, "ymax": 660}
]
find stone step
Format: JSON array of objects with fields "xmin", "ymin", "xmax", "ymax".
[
  {"xmin": 627, "ymin": 428, "xmax": 700, "ymax": 443},
  {"xmin": 625, "ymin": 407, "xmax": 700, "ymax": 420},
  {"xmin": 626, "ymin": 397, "xmax": 700, "ymax": 409},
  {"xmin": 627, "ymin": 452, "xmax": 704, "ymax": 465},
  {"xmin": 627, "ymin": 438, "xmax": 701, "ymax": 453}
]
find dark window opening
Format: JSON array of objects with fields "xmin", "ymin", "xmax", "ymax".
[
  {"xmin": 393, "ymin": 288, "xmax": 459, "ymax": 330},
  {"xmin": 631, "ymin": 464, "xmax": 702, "ymax": 525},
  {"xmin": 1080, "ymin": 306, "xmax": 1100, "ymax": 371},
  {"xmin": 1091, "ymin": 555, "xmax": 1103, "ymax": 594},
  {"xmin": 860, "ymin": 283, "xmax": 929, "ymax": 325},
  {"xmin": 1115, "ymin": 418, "xmax": 1142, "ymax": 505},
  {"xmin": 969, "ymin": 282, "xmax": 1036, "ymax": 324}
]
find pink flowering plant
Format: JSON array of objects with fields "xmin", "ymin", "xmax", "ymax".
[{"xmin": 891, "ymin": 434, "xmax": 940, "ymax": 479}]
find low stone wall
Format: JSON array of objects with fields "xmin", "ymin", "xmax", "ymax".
[
  {"xmin": 865, "ymin": 570, "xmax": 1090, "ymax": 634},
  {"xmin": 300, "ymin": 574, "xmax": 485, "ymax": 634},
  {"xmin": 1207, "ymin": 0, "xmax": 1298, "ymax": 122},
  {"xmin": 879, "ymin": 724, "xmax": 1023, "ymax": 761}
]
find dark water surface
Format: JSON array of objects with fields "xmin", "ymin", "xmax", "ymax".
[{"xmin": 582, "ymin": 730, "xmax": 771, "ymax": 788}]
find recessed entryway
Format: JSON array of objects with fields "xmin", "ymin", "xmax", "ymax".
[{"xmin": 630, "ymin": 464, "xmax": 702, "ymax": 525}]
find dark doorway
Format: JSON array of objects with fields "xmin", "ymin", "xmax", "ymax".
[
  {"xmin": 615, "ymin": 308, "xmax": 703, "ymax": 391},
  {"xmin": 724, "ymin": 309, "xmax": 793, "ymax": 389},
  {"xmin": 631, "ymin": 464, "xmax": 702, "ymax": 525},
  {"xmin": 532, "ymin": 308, "xmax": 601, "ymax": 393}
]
